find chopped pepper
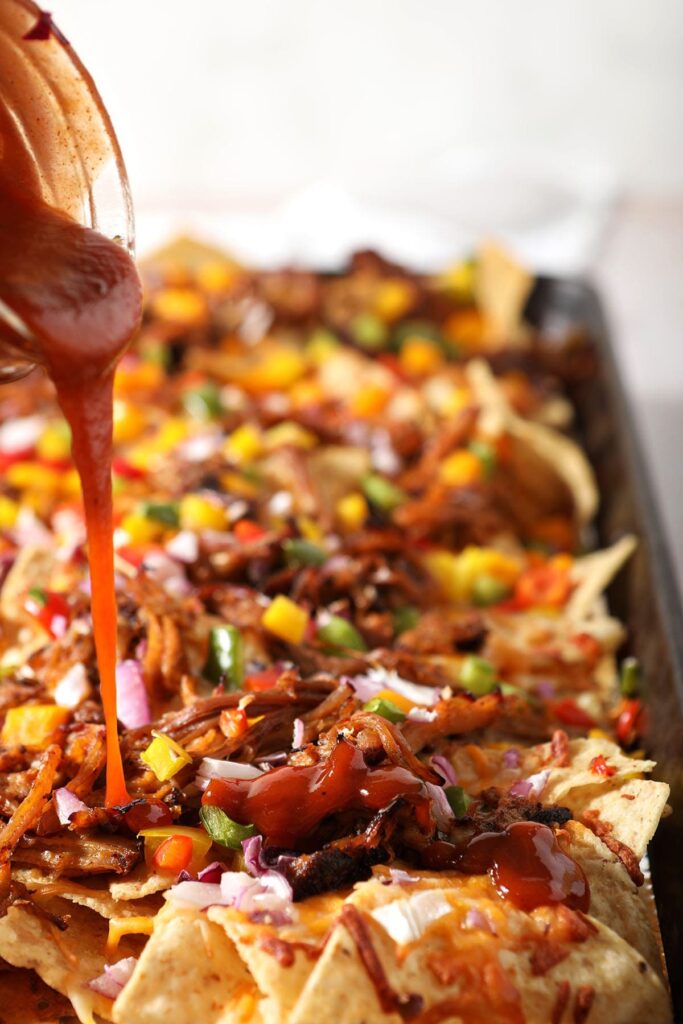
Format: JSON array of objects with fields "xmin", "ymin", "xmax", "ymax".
[
  {"xmin": 363, "ymin": 696, "xmax": 406, "ymax": 723},
  {"xmin": 459, "ymin": 656, "xmax": 497, "ymax": 696},
  {"xmin": 204, "ymin": 625, "xmax": 244, "ymax": 689},
  {"xmin": 140, "ymin": 732, "xmax": 192, "ymax": 782},
  {"xmin": 262, "ymin": 596, "xmax": 309, "ymax": 644},
  {"xmin": 317, "ymin": 615, "xmax": 367, "ymax": 652},
  {"xmin": 199, "ymin": 804, "xmax": 256, "ymax": 848}
]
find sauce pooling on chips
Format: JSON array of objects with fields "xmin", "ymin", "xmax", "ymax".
[{"xmin": 0, "ymin": 103, "xmax": 142, "ymax": 806}]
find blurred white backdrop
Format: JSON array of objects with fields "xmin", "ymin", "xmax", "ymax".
[{"xmin": 51, "ymin": 0, "xmax": 683, "ymax": 578}]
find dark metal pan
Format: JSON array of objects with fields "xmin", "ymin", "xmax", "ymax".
[{"xmin": 526, "ymin": 277, "xmax": 683, "ymax": 1020}]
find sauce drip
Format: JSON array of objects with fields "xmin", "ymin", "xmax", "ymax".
[
  {"xmin": 202, "ymin": 740, "xmax": 425, "ymax": 848},
  {"xmin": 457, "ymin": 821, "xmax": 589, "ymax": 912},
  {"xmin": 0, "ymin": 104, "xmax": 142, "ymax": 806}
]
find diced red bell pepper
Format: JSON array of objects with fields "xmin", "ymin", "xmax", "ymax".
[
  {"xmin": 616, "ymin": 698, "xmax": 643, "ymax": 747},
  {"xmin": 571, "ymin": 632, "xmax": 602, "ymax": 666},
  {"xmin": 514, "ymin": 564, "xmax": 572, "ymax": 610},
  {"xmin": 24, "ymin": 588, "xmax": 71, "ymax": 638},
  {"xmin": 112, "ymin": 456, "xmax": 146, "ymax": 480},
  {"xmin": 590, "ymin": 754, "xmax": 616, "ymax": 777},
  {"xmin": 0, "ymin": 446, "xmax": 34, "ymax": 471},
  {"xmin": 244, "ymin": 666, "xmax": 282, "ymax": 692},
  {"xmin": 550, "ymin": 698, "xmax": 596, "ymax": 730},
  {"xmin": 152, "ymin": 834, "xmax": 193, "ymax": 873},
  {"xmin": 116, "ymin": 545, "xmax": 148, "ymax": 569},
  {"xmin": 234, "ymin": 519, "xmax": 266, "ymax": 543},
  {"xmin": 221, "ymin": 707, "xmax": 249, "ymax": 740}
]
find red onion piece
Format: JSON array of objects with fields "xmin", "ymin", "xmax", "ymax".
[
  {"xmin": 53, "ymin": 662, "xmax": 89, "ymax": 709},
  {"xmin": 509, "ymin": 769, "xmax": 549, "ymax": 800},
  {"xmin": 292, "ymin": 718, "xmax": 304, "ymax": 748},
  {"xmin": 54, "ymin": 787, "xmax": 88, "ymax": 825},
  {"xmin": 430, "ymin": 755, "xmax": 457, "ymax": 787},
  {"xmin": 502, "ymin": 747, "xmax": 521, "ymax": 769},
  {"xmin": 116, "ymin": 660, "xmax": 151, "ymax": 729},
  {"xmin": 165, "ymin": 880, "xmax": 225, "ymax": 909},
  {"xmin": 388, "ymin": 868, "xmax": 417, "ymax": 885},
  {"xmin": 88, "ymin": 957, "xmax": 137, "ymax": 999},
  {"xmin": 425, "ymin": 781, "xmax": 454, "ymax": 831},
  {"xmin": 407, "ymin": 707, "xmax": 437, "ymax": 723},
  {"xmin": 465, "ymin": 909, "xmax": 496, "ymax": 933},
  {"xmin": 165, "ymin": 530, "xmax": 199, "ymax": 564},
  {"xmin": 536, "ymin": 680, "xmax": 556, "ymax": 699}
]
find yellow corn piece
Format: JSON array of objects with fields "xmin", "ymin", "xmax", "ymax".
[
  {"xmin": 439, "ymin": 449, "xmax": 484, "ymax": 487},
  {"xmin": 263, "ymin": 422, "xmax": 317, "ymax": 451},
  {"xmin": 225, "ymin": 424, "xmax": 263, "ymax": 464},
  {"xmin": 0, "ymin": 495, "xmax": 19, "ymax": 529},
  {"xmin": 336, "ymin": 492, "xmax": 368, "ymax": 532},
  {"xmin": 151, "ymin": 287, "xmax": 207, "ymax": 326},
  {"xmin": 349, "ymin": 385, "xmax": 390, "ymax": 418},
  {"xmin": 140, "ymin": 731, "xmax": 192, "ymax": 782},
  {"xmin": 298, "ymin": 516, "xmax": 324, "ymax": 544},
  {"xmin": 373, "ymin": 689, "xmax": 414, "ymax": 714},
  {"xmin": 114, "ymin": 361, "xmax": 164, "ymax": 397},
  {"xmin": 179, "ymin": 494, "xmax": 228, "ymax": 532},
  {"xmin": 236, "ymin": 346, "xmax": 307, "ymax": 393},
  {"xmin": 106, "ymin": 916, "xmax": 155, "ymax": 956},
  {"xmin": 399, "ymin": 338, "xmax": 443, "ymax": 376},
  {"xmin": 262, "ymin": 595, "xmax": 309, "ymax": 644},
  {"xmin": 195, "ymin": 261, "xmax": 241, "ymax": 294},
  {"xmin": 36, "ymin": 421, "xmax": 71, "ymax": 462},
  {"xmin": 219, "ymin": 471, "xmax": 260, "ymax": 500},
  {"xmin": 424, "ymin": 545, "xmax": 521, "ymax": 603},
  {"xmin": 6, "ymin": 462, "xmax": 62, "ymax": 493},
  {"xmin": 435, "ymin": 260, "xmax": 476, "ymax": 302},
  {"xmin": 120, "ymin": 513, "xmax": 164, "ymax": 545},
  {"xmin": 1, "ymin": 704, "xmax": 69, "ymax": 750},
  {"xmin": 373, "ymin": 279, "xmax": 414, "ymax": 321},
  {"xmin": 113, "ymin": 400, "xmax": 147, "ymax": 444}
]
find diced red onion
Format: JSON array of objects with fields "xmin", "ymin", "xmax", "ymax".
[
  {"xmin": 88, "ymin": 957, "xmax": 137, "ymax": 999},
  {"xmin": 196, "ymin": 758, "xmax": 263, "ymax": 785},
  {"xmin": 53, "ymin": 662, "xmax": 89, "ymax": 708},
  {"xmin": 388, "ymin": 868, "xmax": 417, "ymax": 885},
  {"xmin": 509, "ymin": 769, "xmax": 549, "ymax": 800},
  {"xmin": 54, "ymin": 787, "xmax": 88, "ymax": 825},
  {"xmin": 536, "ymin": 680, "xmax": 556, "ymax": 699},
  {"xmin": 200, "ymin": 530, "xmax": 233, "ymax": 553},
  {"xmin": 0, "ymin": 415, "xmax": 43, "ymax": 453},
  {"xmin": 179, "ymin": 433, "xmax": 223, "ymax": 462},
  {"xmin": 220, "ymin": 869, "xmax": 293, "ymax": 923},
  {"xmin": 348, "ymin": 667, "xmax": 440, "ymax": 707},
  {"xmin": 407, "ymin": 707, "xmax": 437, "ymax": 723},
  {"xmin": 430, "ymin": 755, "xmax": 457, "ymax": 787},
  {"xmin": 425, "ymin": 781, "xmax": 454, "ymax": 831},
  {"xmin": 292, "ymin": 718, "xmax": 304, "ymax": 748},
  {"xmin": 116, "ymin": 661, "xmax": 151, "ymax": 729},
  {"xmin": 11, "ymin": 508, "xmax": 52, "ymax": 548},
  {"xmin": 165, "ymin": 530, "xmax": 199, "ymax": 564},
  {"xmin": 242, "ymin": 835, "xmax": 294, "ymax": 881},
  {"xmin": 465, "ymin": 909, "xmax": 496, "ymax": 934},
  {"xmin": 197, "ymin": 861, "xmax": 226, "ymax": 883},
  {"xmin": 502, "ymin": 747, "xmax": 521, "ymax": 769},
  {"xmin": 141, "ymin": 551, "xmax": 191, "ymax": 597},
  {"xmin": 165, "ymin": 880, "xmax": 225, "ymax": 909}
]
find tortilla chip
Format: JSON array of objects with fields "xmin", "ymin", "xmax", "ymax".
[
  {"xmin": 560, "ymin": 821, "xmax": 662, "ymax": 972},
  {"xmin": 566, "ymin": 535, "xmax": 637, "ymax": 622},
  {"xmin": 0, "ymin": 545, "xmax": 55, "ymax": 624},
  {"xmin": 466, "ymin": 359, "xmax": 598, "ymax": 523},
  {"xmin": 140, "ymin": 236, "xmax": 241, "ymax": 274},
  {"xmin": 113, "ymin": 904, "xmax": 258, "ymax": 1024},
  {"xmin": 0, "ymin": 897, "xmax": 123, "ymax": 1022},
  {"xmin": 290, "ymin": 878, "xmax": 670, "ymax": 1024},
  {"xmin": 109, "ymin": 865, "xmax": 172, "ymax": 901},
  {"xmin": 14, "ymin": 867, "xmax": 162, "ymax": 919},
  {"xmin": 475, "ymin": 242, "xmax": 534, "ymax": 347}
]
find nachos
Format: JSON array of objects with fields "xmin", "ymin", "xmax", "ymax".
[{"xmin": 0, "ymin": 243, "xmax": 671, "ymax": 1022}]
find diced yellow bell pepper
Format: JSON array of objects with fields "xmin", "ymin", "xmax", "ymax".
[
  {"xmin": 373, "ymin": 689, "xmax": 414, "ymax": 714},
  {"xmin": 298, "ymin": 516, "xmax": 324, "ymax": 544},
  {"xmin": 61, "ymin": 468, "xmax": 82, "ymax": 497},
  {"xmin": 219, "ymin": 471, "xmax": 260, "ymax": 500},
  {"xmin": 195, "ymin": 261, "xmax": 241, "ymax": 294},
  {"xmin": 179, "ymin": 494, "xmax": 228, "ymax": 532},
  {"xmin": 140, "ymin": 731, "xmax": 192, "ymax": 782},
  {"xmin": 399, "ymin": 338, "xmax": 443, "ymax": 376},
  {"xmin": 262, "ymin": 595, "xmax": 309, "ymax": 644},
  {"xmin": 120, "ymin": 513, "xmax": 164, "ymax": 545},
  {"xmin": 1, "ymin": 704, "xmax": 69, "ymax": 749},
  {"xmin": 151, "ymin": 287, "xmax": 207, "ymax": 326},
  {"xmin": 114, "ymin": 361, "xmax": 164, "ymax": 397},
  {"xmin": 106, "ymin": 916, "xmax": 155, "ymax": 956},
  {"xmin": 349, "ymin": 385, "xmax": 390, "ymax": 418},
  {"xmin": 263, "ymin": 422, "xmax": 317, "ymax": 451},
  {"xmin": 224, "ymin": 424, "xmax": 263, "ymax": 464},
  {"xmin": 373, "ymin": 279, "xmax": 414, "ymax": 321},
  {"xmin": 6, "ymin": 462, "xmax": 62, "ymax": 493},
  {"xmin": 336, "ymin": 492, "xmax": 368, "ymax": 532},
  {"xmin": 113, "ymin": 400, "xmax": 147, "ymax": 444},
  {"xmin": 424, "ymin": 546, "xmax": 521, "ymax": 603},
  {"xmin": 153, "ymin": 418, "xmax": 190, "ymax": 454},
  {"xmin": 306, "ymin": 329, "xmax": 339, "ymax": 366},
  {"xmin": 439, "ymin": 449, "xmax": 484, "ymax": 487},
  {"xmin": 36, "ymin": 421, "xmax": 71, "ymax": 462},
  {"xmin": 236, "ymin": 347, "xmax": 307, "ymax": 394},
  {"xmin": 0, "ymin": 495, "xmax": 19, "ymax": 529},
  {"xmin": 435, "ymin": 260, "xmax": 476, "ymax": 302}
]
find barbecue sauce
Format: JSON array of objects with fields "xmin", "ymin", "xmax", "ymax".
[{"xmin": 0, "ymin": 104, "xmax": 141, "ymax": 806}]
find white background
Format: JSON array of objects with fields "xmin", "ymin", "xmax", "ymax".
[{"xmin": 51, "ymin": 0, "xmax": 683, "ymax": 585}]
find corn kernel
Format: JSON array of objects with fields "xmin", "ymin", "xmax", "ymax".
[
  {"xmin": 36, "ymin": 421, "xmax": 71, "ymax": 462},
  {"xmin": 6, "ymin": 462, "xmax": 62, "ymax": 493},
  {"xmin": 373, "ymin": 279, "xmax": 414, "ymax": 321},
  {"xmin": 225, "ymin": 424, "xmax": 263, "ymax": 464},
  {"xmin": 179, "ymin": 494, "xmax": 228, "ymax": 532},
  {"xmin": 1, "ymin": 705, "xmax": 69, "ymax": 749},
  {"xmin": 399, "ymin": 337, "xmax": 443, "ymax": 376},
  {"xmin": 151, "ymin": 287, "xmax": 207, "ymax": 326},
  {"xmin": 141, "ymin": 731, "xmax": 192, "ymax": 782},
  {"xmin": 262, "ymin": 595, "xmax": 309, "ymax": 645},
  {"xmin": 113, "ymin": 400, "xmax": 147, "ymax": 444},
  {"xmin": 263, "ymin": 422, "xmax": 317, "ymax": 451},
  {"xmin": 349, "ymin": 385, "xmax": 390, "ymax": 418},
  {"xmin": 120, "ymin": 513, "xmax": 164, "ymax": 545},
  {"xmin": 336, "ymin": 492, "xmax": 368, "ymax": 532},
  {"xmin": 0, "ymin": 496, "xmax": 19, "ymax": 529},
  {"xmin": 439, "ymin": 449, "xmax": 484, "ymax": 487}
]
